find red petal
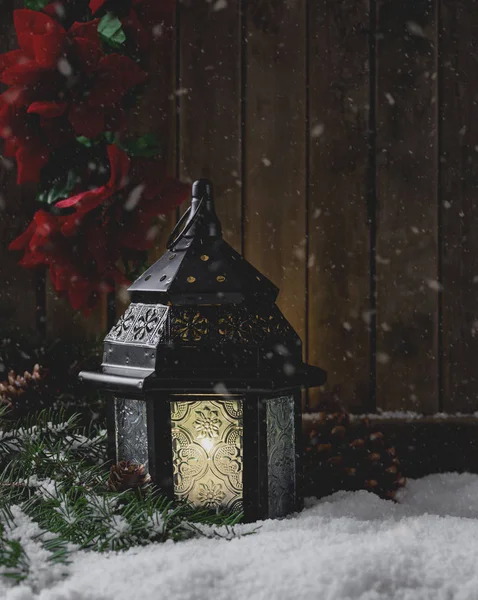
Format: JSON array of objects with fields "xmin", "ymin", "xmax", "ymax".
[
  {"xmin": 69, "ymin": 19, "xmax": 101, "ymax": 44},
  {"xmin": 1, "ymin": 60, "xmax": 48, "ymax": 86},
  {"xmin": 49, "ymin": 264, "xmax": 62, "ymax": 291},
  {"xmin": 8, "ymin": 219, "xmax": 36, "ymax": 251},
  {"xmin": 34, "ymin": 209, "xmax": 58, "ymax": 231},
  {"xmin": 57, "ymin": 186, "xmax": 110, "ymax": 216},
  {"xmin": 104, "ymin": 103, "xmax": 126, "ymax": 132},
  {"xmin": 14, "ymin": 9, "xmax": 64, "ymax": 57},
  {"xmin": 0, "ymin": 50, "xmax": 29, "ymax": 83},
  {"xmin": 28, "ymin": 101, "xmax": 67, "ymax": 118},
  {"xmin": 16, "ymin": 143, "xmax": 49, "ymax": 184},
  {"xmin": 0, "ymin": 85, "xmax": 27, "ymax": 108},
  {"xmin": 100, "ymin": 54, "xmax": 146, "ymax": 88},
  {"xmin": 107, "ymin": 144, "xmax": 130, "ymax": 190},
  {"xmin": 89, "ymin": 55, "xmax": 145, "ymax": 105},
  {"xmin": 68, "ymin": 278, "xmax": 96, "ymax": 312},
  {"xmin": 43, "ymin": 3, "xmax": 64, "ymax": 20},
  {"xmin": 4, "ymin": 139, "xmax": 17, "ymax": 157},
  {"xmin": 69, "ymin": 102, "xmax": 105, "ymax": 138},
  {"xmin": 123, "ymin": 9, "xmax": 150, "ymax": 54},
  {"xmin": 89, "ymin": 0, "xmax": 107, "ymax": 15},
  {"xmin": 32, "ymin": 29, "xmax": 66, "ymax": 67},
  {"xmin": 73, "ymin": 38, "xmax": 102, "ymax": 72}
]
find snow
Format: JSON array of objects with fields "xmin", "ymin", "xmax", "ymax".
[
  {"xmin": 4, "ymin": 473, "xmax": 478, "ymax": 599},
  {"xmin": 302, "ymin": 410, "xmax": 478, "ymax": 422},
  {"xmin": 2, "ymin": 506, "xmax": 71, "ymax": 593}
]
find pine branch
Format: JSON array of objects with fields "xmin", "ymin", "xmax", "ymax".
[{"xmin": 0, "ymin": 407, "xmax": 246, "ymax": 587}]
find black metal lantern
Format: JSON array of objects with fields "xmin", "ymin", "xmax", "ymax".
[{"xmin": 81, "ymin": 180, "xmax": 326, "ymax": 522}]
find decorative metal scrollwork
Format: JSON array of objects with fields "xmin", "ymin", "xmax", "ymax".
[
  {"xmin": 132, "ymin": 306, "xmax": 163, "ymax": 342},
  {"xmin": 267, "ymin": 395, "xmax": 296, "ymax": 518},
  {"xmin": 106, "ymin": 304, "xmax": 168, "ymax": 346},
  {"xmin": 106, "ymin": 305, "xmax": 136, "ymax": 342},
  {"xmin": 169, "ymin": 306, "xmax": 293, "ymax": 346},
  {"xmin": 114, "ymin": 398, "xmax": 149, "ymax": 469},
  {"xmin": 171, "ymin": 310, "xmax": 209, "ymax": 342},
  {"xmin": 218, "ymin": 313, "xmax": 255, "ymax": 343}
]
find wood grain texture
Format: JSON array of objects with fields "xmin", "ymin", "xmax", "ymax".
[
  {"xmin": 308, "ymin": 0, "xmax": 371, "ymax": 412},
  {"xmin": 375, "ymin": 0, "xmax": 439, "ymax": 412},
  {"xmin": 440, "ymin": 0, "xmax": 478, "ymax": 412},
  {"xmin": 0, "ymin": 0, "xmax": 41, "ymax": 337},
  {"xmin": 179, "ymin": 0, "xmax": 242, "ymax": 253},
  {"xmin": 116, "ymin": 3, "xmax": 179, "ymax": 317},
  {"xmin": 245, "ymin": 0, "xmax": 307, "ymax": 345}
]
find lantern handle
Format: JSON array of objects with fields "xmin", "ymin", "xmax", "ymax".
[{"xmin": 167, "ymin": 197, "xmax": 204, "ymax": 250}]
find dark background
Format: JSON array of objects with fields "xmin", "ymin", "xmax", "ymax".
[{"xmin": 1, "ymin": 0, "xmax": 477, "ymax": 420}]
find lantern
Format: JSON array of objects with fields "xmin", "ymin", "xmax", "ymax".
[{"xmin": 80, "ymin": 180, "xmax": 326, "ymax": 522}]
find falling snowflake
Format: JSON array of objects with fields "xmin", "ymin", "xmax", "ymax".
[
  {"xmin": 406, "ymin": 21, "xmax": 426, "ymax": 38},
  {"xmin": 385, "ymin": 93, "xmax": 395, "ymax": 106},
  {"xmin": 124, "ymin": 185, "xmax": 145, "ymax": 211},
  {"xmin": 311, "ymin": 123, "xmax": 325, "ymax": 138},
  {"xmin": 58, "ymin": 57, "xmax": 73, "ymax": 76},
  {"xmin": 426, "ymin": 279, "xmax": 443, "ymax": 292},
  {"xmin": 212, "ymin": 0, "xmax": 227, "ymax": 10}
]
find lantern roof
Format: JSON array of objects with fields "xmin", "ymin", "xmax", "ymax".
[
  {"xmin": 128, "ymin": 179, "xmax": 279, "ymax": 306},
  {"xmin": 80, "ymin": 180, "xmax": 326, "ymax": 395}
]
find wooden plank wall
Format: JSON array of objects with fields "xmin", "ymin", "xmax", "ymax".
[
  {"xmin": 308, "ymin": 0, "xmax": 371, "ymax": 412},
  {"xmin": 2, "ymin": 0, "xmax": 478, "ymax": 415},
  {"xmin": 375, "ymin": 0, "xmax": 439, "ymax": 413}
]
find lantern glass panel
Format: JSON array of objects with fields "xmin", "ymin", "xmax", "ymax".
[
  {"xmin": 114, "ymin": 398, "xmax": 149, "ymax": 468},
  {"xmin": 266, "ymin": 395, "xmax": 296, "ymax": 518},
  {"xmin": 170, "ymin": 397, "xmax": 243, "ymax": 512}
]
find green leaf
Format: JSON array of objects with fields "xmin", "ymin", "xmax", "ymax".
[
  {"xmin": 76, "ymin": 136, "xmax": 93, "ymax": 148},
  {"xmin": 98, "ymin": 13, "xmax": 126, "ymax": 49},
  {"xmin": 118, "ymin": 134, "xmax": 162, "ymax": 158},
  {"xmin": 37, "ymin": 170, "xmax": 79, "ymax": 206},
  {"xmin": 24, "ymin": 0, "xmax": 49, "ymax": 10},
  {"xmin": 104, "ymin": 131, "xmax": 117, "ymax": 144}
]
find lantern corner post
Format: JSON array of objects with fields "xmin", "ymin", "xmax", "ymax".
[
  {"xmin": 242, "ymin": 394, "xmax": 269, "ymax": 523},
  {"xmin": 146, "ymin": 391, "xmax": 174, "ymax": 500},
  {"xmin": 294, "ymin": 388, "xmax": 304, "ymax": 514},
  {"xmin": 105, "ymin": 393, "xmax": 117, "ymax": 466}
]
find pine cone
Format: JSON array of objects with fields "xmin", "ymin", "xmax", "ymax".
[
  {"xmin": 108, "ymin": 461, "xmax": 152, "ymax": 492},
  {"xmin": 305, "ymin": 386, "xmax": 407, "ymax": 501},
  {"xmin": 0, "ymin": 364, "xmax": 43, "ymax": 408}
]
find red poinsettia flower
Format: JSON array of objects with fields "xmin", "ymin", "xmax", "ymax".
[
  {"xmin": 57, "ymin": 144, "xmax": 188, "ymax": 245},
  {"xmin": 9, "ymin": 208, "xmax": 128, "ymax": 314},
  {"xmin": 0, "ymin": 10, "xmax": 146, "ymax": 142},
  {"xmin": 9, "ymin": 144, "xmax": 188, "ymax": 312},
  {"xmin": 0, "ymin": 10, "xmax": 98, "ymax": 86},
  {"xmin": 56, "ymin": 144, "xmax": 130, "ymax": 219},
  {"xmin": 57, "ymin": 144, "xmax": 189, "ymax": 234}
]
